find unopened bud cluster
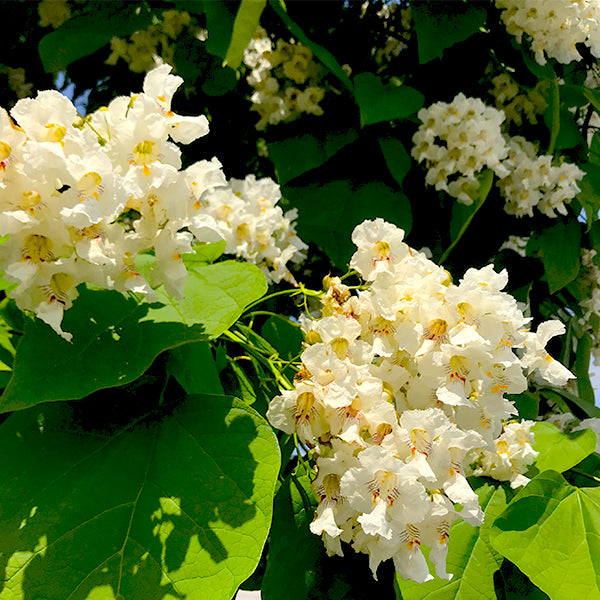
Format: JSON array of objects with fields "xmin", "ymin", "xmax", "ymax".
[
  {"xmin": 267, "ymin": 218, "xmax": 573, "ymax": 582},
  {"xmin": 490, "ymin": 73, "xmax": 547, "ymax": 127},
  {"xmin": 412, "ymin": 93, "xmax": 584, "ymax": 217},
  {"xmin": 495, "ymin": 0, "xmax": 600, "ymax": 65},
  {"xmin": 106, "ymin": 10, "xmax": 194, "ymax": 73},
  {"xmin": 243, "ymin": 27, "xmax": 326, "ymax": 130},
  {"xmin": 0, "ymin": 65, "xmax": 305, "ymax": 339}
]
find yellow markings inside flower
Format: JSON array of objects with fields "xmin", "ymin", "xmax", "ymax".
[
  {"xmin": 132, "ymin": 140, "xmax": 157, "ymax": 175},
  {"xmin": 19, "ymin": 191, "xmax": 43, "ymax": 214},
  {"xmin": 41, "ymin": 272, "xmax": 73, "ymax": 305},
  {"xmin": 78, "ymin": 171, "xmax": 102, "ymax": 200},
  {"xmin": 43, "ymin": 123, "xmax": 66, "ymax": 143},
  {"xmin": 373, "ymin": 240, "xmax": 391, "ymax": 261},
  {"xmin": 22, "ymin": 234, "xmax": 54, "ymax": 263},
  {"xmin": 0, "ymin": 140, "xmax": 11, "ymax": 162}
]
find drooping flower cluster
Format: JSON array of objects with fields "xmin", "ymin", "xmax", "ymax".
[
  {"xmin": 267, "ymin": 218, "xmax": 573, "ymax": 582},
  {"xmin": 499, "ymin": 136, "xmax": 584, "ymax": 217},
  {"xmin": 0, "ymin": 64, "xmax": 306, "ymax": 339},
  {"xmin": 495, "ymin": 0, "xmax": 600, "ymax": 65},
  {"xmin": 106, "ymin": 10, "xmax": 195, "ymax": 73},
  {"xmin": 411, "ymin": 93, "xmax": 510, "ymax": 204},
  {"xmin": 490, "ymin": 73, "xmax": 547, "ymax": 127},
  {"xmin": 0, "ymin": 65, "xmax": 33, "ymax": 100},
  {"xmin": 195, "ymin": 174, "xmax": 307, "ymax": 284},
  {"xmin": 412, "ymin": 94, "xmax": 585, "ymax": 216},
  {"xmin": 243, "ymin": 27, "xmax": 327, "ymax": 130}
]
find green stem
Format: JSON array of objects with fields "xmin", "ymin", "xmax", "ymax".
[
  {"xmin": 571, "ymin": 468, "xmax": 600, "ymax": 484},
  {"xmin": 242, "ymin": 288, "xmax": 303, "ymax": 313}
]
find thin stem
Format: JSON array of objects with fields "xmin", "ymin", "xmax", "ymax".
[
  {"xmin": 77, "ymin": 108, "xmax": 108, "ymax": 145},
  {"xmin": 571, "ymin": 468, "xmax": 600, "ymax": 484}
]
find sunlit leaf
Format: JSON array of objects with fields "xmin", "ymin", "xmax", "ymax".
[
  {"xmin": 0, "ymin": 394, "xmax": 280, "ymax": 600},
  {"xmin": 530, "ymin": 422, "xmax": 596, "ymax": 474},
  {"xmin": 224, "ymin": 0, "xmax": 267, "ymax": 70},
  {"xmin": 490, "ymin": 471, "xmax": 600, "ymax": 600},
  {"xmin": 0, "ymin": 262, "xmax": 266, "ymax": 412}
]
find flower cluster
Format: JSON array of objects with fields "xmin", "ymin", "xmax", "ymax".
[
  {"xmin": 267, "ymin": 218, "xmax": 573, "ymax": 582},
  {"xmin": 0, "ymin": 64, "xmax": 305, "ymax": 339},
  {"xmin": 195, "ymin": 174, "xmax": 307, "ymax": 284},
  {"xmin": 0, "ymin": 65, "xmax": 33, "ymax": 100},
  {"xmin": 499, "ymin": 136, "xmax": 584, "ymax": 217},
  {"xmin": 490, "ymin": 73, "xmax": 547, "ymax": 127},
  {"xmin": 106, "ymin": 10, "xmax": 194, "ymax": 73},
  {"xmin": 411, "ymin": 93, "xmax": 510, "ymax": 204},
  {"xmin": 38, "ymin": 0, "xmax": 71, "ymax": 29},
  {"xmin": 495, "ymin": 0, "xmax": 600, "ymax": 65},
  {"xmin": 243, "ymin": 28, "xmax": 327, "ymax": 130},
  {"xmin": 412, "ymin": 94, "xmax": 585, "ymax": 216},
  {"xmin": 575, "ymin": 249, "xmax": 600, "ymax": 364}
]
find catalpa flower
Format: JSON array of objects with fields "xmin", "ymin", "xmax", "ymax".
[{"xmin": 268, "ymin": 218, "xmax": 574, "ymax": 582}]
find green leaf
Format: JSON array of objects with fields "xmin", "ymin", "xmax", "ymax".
[
  {"xmin": 0, "ymin": 261, "xmax": 266, "ymax": 412},
  {"xmin": 412, "ymin": 3, "xmax": 487, "ymax": 64},
  {"xmin": 284, "ymin": 180, "xmax": 412, "ymax": 269},
  {"xmin": 261, "ymin": 316, "xmax": 303, "ymax": 362},
  {"xmin": 184, "ymin": 240, "xmax": 227, "ymax": 267},
  {"xmin": 201, "ymin": 65, "xmax": 238, "ymax": 96},
  {"xmin": 203, "ymin": 0, "xmax": 236, "ymax": 58},
  {"xmin": 262, "ymin": 474, "xmax": 321, "ymax": 600},
  {"xmin": 379, "ymin": 137, "xmax": 412, "ymax": 188},
  {"xmin": 536, "ymin": 219, "xmax": 581, "ymax": 294},
  {"xmin": 495, "ymin": 560, "xmax": 550, "ymax": 600},
  {"xmin": 584, "ymin": 87, "xmax": 600, "ymax": 115},
  {"xmin": 490, "ymin": 471, "xmax": 600, "ymax": 600},
  {"xmin": 449, "ymin": 170, "xmax": 494, "ymax": 242},
  {"xmin": 167, "ymin": 341, "xmax": 224, "ymax": 395},
  {"xmin": 267, "ymin": 0, "xmax": 353, "ymax": 92},
  {"xmin": 224, "ymin": 0, "xmax": 267, "ymax": 70},
  {"xmin": 439, "ymin": 169, "xmax": 494, "ymax": 264},
  {"xmin": 230, "ymin": 361, "xmax": 258, "ymax": 405},
  {"xmin": 269, "ymin": 130, "xmax": 358, "ymax": 185},
  {"xmin": 555, "ymin": 108, "xmax": 584, "ymax": 150},
  {"xmin": 531, "ymin": 422, "xmax": 596, "ymax": 474},
  {"xmin": 575, "ymin": 333, "xmax": 596, "ymax": 406},
  {"xmin": 578, "ymin": 163, "xmax": 600, "ymax": 229},
  {"xmin": 38, "ymin": 3, "xmax": 152, "ymax": 72},
  {"xmin": 508, "ymin": 390, "xmax": 540, "ymax": 420},
  {"xmin": 0, "ymin": 393, "xmax": 280, "ymax": 600},
  {"xmin": 354, "ymin": 73, "xmax": 424, "ymax": 127},
  {"xmin": 396, "ymin": 482, "xmax": 506, "ymax": 600}
]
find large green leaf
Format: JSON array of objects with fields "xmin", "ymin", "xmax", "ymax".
[
  {"xmin": 412, "ymin": 3, "xmax": 487, "ymax": 64},
  {"xmin": 354, "ymin": 73, "xmax": 424, "ymax": 127},
  {"xmin": 284, "ymin": 180, "xmax": 412, "ymax": 269},
  {"xmin": 490, "ymin": 471, "xmax": 600, "ymax": 600},
  {"xmin": 38, "ymin": 3, "xmax": 152, "ymax": 72},
  {"xmin": 0, "ymin": 393, "xmax": 280, "ymax": 600},
  {"xmin": 396, "ymin": 481, "xmax": 506, "ymax": 600},
  {"xmin": 269, "ymin": 130, "xmax": 358, "ymax": 185},
  {"xmin": 262, "ymin": 473, "xmax": 321, "ymax": 600},
  {"xmin": 530, "ymin": 422, "xmax": 596, "ymax": 474},
  {"xmin": 536, "ymin": 219, "xmax": 581, "ymax": 294},
  {"xmin": 0, "ymin": 261, "xmax": 266, "ymax": 412},
  {"xmin": 574, "ymin": 333, "xmax": 596, "ymax": 406},
  {"xmin": 224, "ymin": 0, "xmax": 267, "ymax": 70}
]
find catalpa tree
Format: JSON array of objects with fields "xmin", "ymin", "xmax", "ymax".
[{"xmin": 0, "ymin": 1, "xmax": 598, "ymax": 599}]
